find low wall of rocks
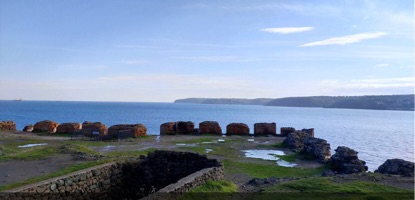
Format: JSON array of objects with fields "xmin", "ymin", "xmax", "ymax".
[{"xmin": 2, "ymin": 151, "xmax": 224, "ymax": 199}]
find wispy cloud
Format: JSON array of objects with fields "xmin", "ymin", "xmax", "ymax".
[
  {"xmin": 260, "ymin": 27, "xmax": 314, "ymax": 34},
  {"xmin": 301, "ymin": 32, "xmax": 387, "ymax": 47},
  {"xmin": 173, "ymin": 56, "xmax": 243, "ymax": 62}
]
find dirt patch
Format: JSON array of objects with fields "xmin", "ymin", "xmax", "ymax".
[{"xmin": 0, "ymin": 154, "xmax": 84, "ymax": 186}]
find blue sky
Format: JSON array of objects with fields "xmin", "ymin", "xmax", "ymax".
[{"xmin": 0, "ymin": 0, "xmax": 413, "ymax": 102}]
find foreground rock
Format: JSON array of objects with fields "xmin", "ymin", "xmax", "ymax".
[
  {"xmin": 283, "ymin": 131, "xmax": 313, "ymax": 152},
  {"xmin": 254, "ymin": 123, "xmax": 276, "ymax": 136},
  {"xmin": 81, "ymin": 121, "xmax": 108, "ymax": 136},
  {"xmin": 56, "ymin": 122, "xmax": 82, "ymax": 134},
  {"xmin": 330, "ymin": 146, "xmax": 368, "ymax": 174},
  {"xmin": 160, "ymin": 122, "xmax": 176, "ymax": 135},
  {"xmin": 0, "ymin": 121, "xmax": 16, "ymax": 131},
  {"xmin": 33, "ymin": 120, "xmax": 59, "ymax": 133},
  {"xmin": 199, "ymin": 121, "xmax": 222, "ymax": 135},
  {"xmin": 226, "ymin": 123, "xmax": 249, "ymax": 135},
  {"xmin": 108, "ymin": 124, "xmax": 148, "ymax": 137},
  {"xmin": 375, "ymin": 159, "xmax": 414, "ymax": 177},
  {"xmin": 23, "ymin": 125, "xmax": 34, "ymax": 132}
]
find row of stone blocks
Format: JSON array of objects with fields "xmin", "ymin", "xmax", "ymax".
[
  {"xmin": 21, "ymin": 120, "xmax": 148, "ymax": 138},
  {"xmin": 160, "ymin": 121, "xmax": 280, "ymax": 136}
]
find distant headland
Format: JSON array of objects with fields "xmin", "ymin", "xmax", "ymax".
[{"xmin": 174, "ymin": 94, "xmax": 414, "ymax": 111}]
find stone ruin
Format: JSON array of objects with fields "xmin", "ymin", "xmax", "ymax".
[
  {"xmin": 81, "ymin": 121, "xmax": 108, "ymax": 136},
  {"xmin": 226, "ymin": 123, "xmax": 250, "ymax": 135},
  {"xmin": 23, "ymin": 124, "xmax": 34, "ymax": 132},
  {"xmin": 329, "ymin": 146, "xmax": 368, "ymax": 174},
  {"xmin": 254, "ymin": 123, "xmax": 276, "ymax": 136},
  {"xmin": 159, "ymin": 121, "xmax": 195, "ymax": 135},
  {"xmin": 3, "ymin": 150, "xmax": 224, "ymax": 200},
  {"xmin": 33, "ymin": 120, "xmax": 59, "ymax": 133},
  {"xmin": 283, "ymin": 130, "xmax": 331, "ymax": 163},
  {"xmin": 0, "ymin": 121, "xmax": 16, "ymax": 131},
  {"xmin": 56, "ymin": 123, "xmax": 82, "ymax": 134},
  {"xmin": 107, "ymin": 124, "xmax": 148, "ymax": 138},
  {"xmin": 199, "ymin": 121, "xmax": 222, "ymax": 135},
  {"xmin": 280, "ymin": 127, "xmax": 296, "ymax": 137}
]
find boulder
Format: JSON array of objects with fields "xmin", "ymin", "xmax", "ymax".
[
  {"xmin": 0, "ymin": 121, "xmax": 16, "ymax": 131},
  {"xmin": 160, "ymin": 122, "xmax": 176, "ymax": 135},
  {"xmin": 283, "ymin": 131, "xmax": 312, "ymax": 152},
  {"xmin": 375, "ymin": 159, "xmax": 414, "ymax": 177},
  {"xmin": 33, "ymin": 120, "xmax": 59, "ymax": 133},
  {"xmin": 329, "ymin": 146, "xmax": 368, "ymax": 174},
  {"xmin": 226, "ymin": 123, "xmax": 249, "ymax": 135},
  {"xmin": 108, "ymin": 124, "xmax": 148, "ymax": 137},
  {"xmin": 23, "ymin": 124, "xmax": 34, "ymax": 132},
  {"xmin": 280, "ymin": 127, "xmax": 296, "ymax": 137},
  {"xmin": 254, "ymin": 123, "xmax": 276, "ymax": 136},
  {"xmin": 199, "ymin": 121, "xmax": 222, "ymax": 135},
  {"xmin": 81, "ymin": 121, "xmax": 108, "ymax": 136},
  {"xmin": 304, "ymin": 137, "xmax": 331, "ymax": 163},
  {"xmin": 56, "ymin": 122, "xmax": 82, "ymax": 134},
  {"xmin": 176, "ymin": 121, "xmax": 194, "ymax": 134}
]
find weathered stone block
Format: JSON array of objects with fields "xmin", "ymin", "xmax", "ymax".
[
  {"xmin": 176, "ymin": 121, "xmax": 194, "ymax": 134},
  {"xmin": 33, "ymin": 120, "xmax": 59, "ymax": 133},
  {"xmin": 108, "ymin": 124, "xmax": 148, "ymax": 138},
  {"xmin": 81, "ymin": 121, "xmax": 108, "ymax": 136},
  {"xmin": 330, "ymin": 146, "xmax": 368, "ymax": 174},
  {"xmin": 56, "ymin": 123, "xmax": 82, "ymax": 134},
  {"xmin": 226, "ymin": 123, "xmax": 249, "ymax": 135},
  {"xmin": 254, "ymin": 123, "xmax": 276, "ymax": 136},
  {"xmin": 199, "ymin": 121, "xmax": 222, "ymax": 135},
  {"xmin": 23, "ymin": 124, "xmax": 34, "ymax": 132},
  {"xmin": 0, "ymin": 121, "xmax": 17, "ymax": 131},
  {"xmin": 280, "ymin": 127, "xmax": 295, "ymax": 137},
  {"xmin": 160, "ymin": 122, "xmax": 176, "ymax": 135}
]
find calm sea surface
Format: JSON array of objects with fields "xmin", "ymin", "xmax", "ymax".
[{"xmin": 0, "ymin": 100, "xmax": 413, "ymax": 171}]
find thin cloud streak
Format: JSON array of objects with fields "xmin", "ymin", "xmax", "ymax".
[
  {"xmin": 260, "ymin": 27, "xmax": 314, "ymax": 34},
  {"xmin": 301, "ymin": 32, "xmax": 387, "ymax": 47}
]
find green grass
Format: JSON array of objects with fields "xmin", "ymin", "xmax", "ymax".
[
  {"xmin": 223, "ymin": 159, "xmax": 326, "ymax": 178},
  {"xmin": 276, "ymin": 153, "xmax": 298, "ymax": 162},
  {"xmin": 0, "ymin": 140, "xmax": 60, "ymax": 161},
  {"xmin": 252, "ymin": 177, "xmax": 414, "ymax": 200},
  {"xmin": 179, "ymin": 180, "xmax": 238, "ymax": 200},
  {"xmin": 0, "ymin": 160, "xmax": 111, "ymax": 191}
]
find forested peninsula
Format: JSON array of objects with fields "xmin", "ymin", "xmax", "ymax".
[{"xmin": 174, "ymin": 95, "xmax": 414, "ymax": 111}]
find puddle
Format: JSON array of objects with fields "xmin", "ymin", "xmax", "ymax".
[
  {"xmin": 155, "ymin": 136, "xmax": 160, "ymax": 142},
  {"xmin": 205, "ymin": 149, "xmax": 213, "ymax": 153},
  {"xmin": 176, "ymin": 143, "xmax": 197, "ymax": 147},
  {"xmin": 101, "ymin": 145, "xmax": 117, "ymax": 151},
  {"xmin": 217, "ymin": 139, "xmax": 225, "ymax": 142},
  {"xmin": 242, "ymin": 150, "xmax": 297, "ymax": 168},
  {"xmin": 201, "ymin": 141, "xmax": 217, "ymax": 144},
  {"xmin": 247, "ymin": 139, "xmax": 255, "ymax": 142},
  {"xmin": 18, "ymin": 143, "xmax": 48, "ymax": 148},
  {"xmin": 277, "ymin": 160, "xmax": 297, "ymax": 167}
]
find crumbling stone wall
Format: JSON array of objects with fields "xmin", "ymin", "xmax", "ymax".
[
  {"xmin": 199, "ymin": 121, "xmax": 222, "ymax": 135},
  {"xmin": 2, "ymin": 151, "xmax": 224, "ymax": 200},
  {"xmin": 226, "ymin": 123, "xmax": 249, "ymax": 135},
  {"xmin": 0, "ymin": 121, "xmax": 16, "ymax": 131},
  {"xmin": 254, "ymin": 123, "xmax": 276, "ymax": 136}
]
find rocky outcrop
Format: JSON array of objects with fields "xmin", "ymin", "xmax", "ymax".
[
  {"xmin": 330, "ymin": 146, "xmax": 368, "ymax": 174},
  {"xmin": 280, "ymin": 127, "xmax": 295, "ymax": 137},
  {"xmin": 304, "ymin": 137, "xmax": 331, "ymax": 163},
  {"xmin": 375, "ymin": 159, "xmax": 414, "ymax": 177},
  {"xmin": 283, "ymin": 131, "xmax": 313, "ymax": 152},
  {"xmin": 175, "ymin": 121, "xmax": 194, "ymax": 134},
  {"xmin": 0, "ymin": 121, "xmax": 16, "ymax": 131},
  {"xmin": 33, "ymin": 120, "xmax": 59, "ymax": 133},
  {"xmin": 199, "ymin": 121, "xmax": 222, "ymax": 135},
  {"xmin": 81, "ymin": 122, "xmax": 108, "ymax": 136},
  {"xmin": 56, "ymin": 123, "xmax": 82, "ymax": 134},
  {"xmin": 108, "ymin": 124, "xmax": 148, "ymax": 137},
  {"xmin": 301, "ymin": 128, "xmax": 314, "ymax": 137},
  {"xmin": 226, "ymin": 123, "xmax": 249, "ymax": 135},
  {"xmin": 160, "ymin": 122, "xmax": 176, "ymax": 135},
  {"xmin": 23, "ymin": 124, "xmax": 34, "ymax": 132},
  {"xmin": 254, "ymin": 123, "xmax": 276, "ymax": 136}
]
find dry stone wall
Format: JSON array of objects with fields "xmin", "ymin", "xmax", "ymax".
[
  {"xmin": 2, "ymin": 151, "xmax": 224, "ymax": 200},
  {"xmin": 254, "ymin": 123, "xmax": 276, "ymax": 136}
]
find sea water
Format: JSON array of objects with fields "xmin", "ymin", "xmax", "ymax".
[{"xmin": 0, "ymin": 100, "xmax": 413, "ymax": 171}]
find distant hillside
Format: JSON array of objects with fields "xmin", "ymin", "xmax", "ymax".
[
  {"xmin": 175, "ymin": 95, "xmax": 414, "ymax": 111},
  {"xmin": 174, "ymin": 98, "xmax": 274, "ymax": 105}
]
